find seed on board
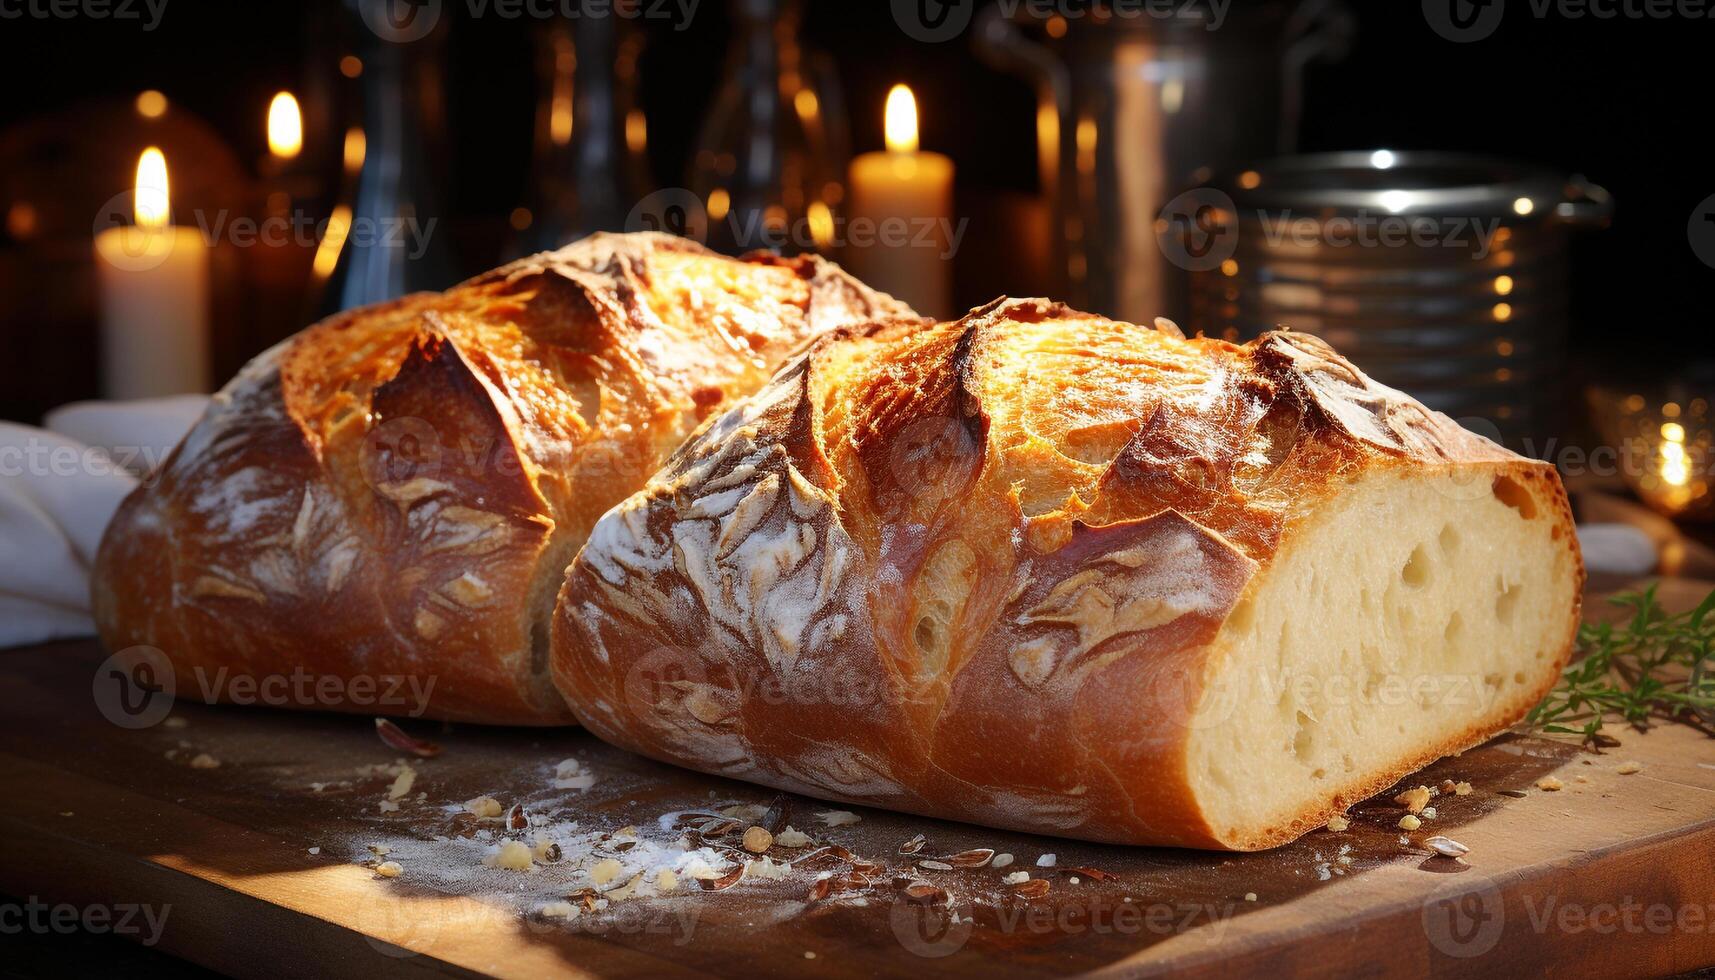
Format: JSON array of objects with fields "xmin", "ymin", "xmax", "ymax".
[
  {"xmin": 1424, "ymin": 836, "xmax": 1470, "ymax": 858},
  {"xmin": 1011, "ymin": 878, "xmax": 1051, "ymax": 899},
  {"xmin": 743, "ymin": 826, "xmax": 774, "ymax": 853},
  {"xmin": 1398, "ymin": 815, "xmax": 1422, "ymax": 831},
  {"xmin": 1616, "ymin": 761, "xmax": 1643, "ymax": 775}
]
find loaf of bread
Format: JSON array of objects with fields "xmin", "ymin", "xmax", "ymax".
[
  {"xmin": 92, "ymin": 232, "xmax": 913, "ymax": 724},
  {"xmin": 551, "ymin": 297, "xmax": 1583, "ymax": 849}
]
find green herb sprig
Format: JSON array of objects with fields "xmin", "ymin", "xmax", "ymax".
[{"xmin": 1527, "ymin": 583, "xmax": 1715, "ymax": 743}]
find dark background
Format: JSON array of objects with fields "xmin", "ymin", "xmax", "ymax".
[{"xmin": 0, "ymin": 0, "xmax": 1706, "ymax": 422}]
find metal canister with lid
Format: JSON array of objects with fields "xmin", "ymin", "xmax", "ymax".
[{"xmin": 1180, "ymin": 151, "xmax": 1611, "ymax": 446}]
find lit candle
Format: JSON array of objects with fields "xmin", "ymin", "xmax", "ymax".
[
  {"xmin": 94, "ymin": 147, "xmax": 211, "ymax": 398},
  {"xmin": 847, "ymin": 84, "xmax": 955, "ymax": 318},
  {"xmin": 267, "ymin": 91, "xmax": 303, "ymax": 163}
]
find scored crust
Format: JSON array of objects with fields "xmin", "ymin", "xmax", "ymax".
[
  {"xmin": 551, "ymin": 297, "xmax": 1583, "ymax": 848},
  {"xmin": 91, "ymin": 232, "xmax": 915, "ymax": 724}
]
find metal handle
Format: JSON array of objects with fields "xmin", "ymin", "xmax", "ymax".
[
  {"xmin": 1280, "ymin": 0, "xmax": 1356, "ymax": 153},
  {"xmin": 1553, "ymin": 174, "xmax": 1614, "ymax": 228},
  {"xmin": 971, "ymin": 4, "xmax": 1069, "ymax": 121}
]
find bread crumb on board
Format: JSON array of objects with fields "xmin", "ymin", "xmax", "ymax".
[
  {"xmin": 1616, "ymin": 761, "xmax": 1644, "ymax": 775},
  {"xmin": 190, "ymin": 753, "xmax": 221, "ymax": 770},
  {"xmin": 483, "ymin": 841, "xmax": 534, "ymax": 871},
  {"xmin": 589, "ymin": 858, "xmax": 623, "ymax": 885},
  {"xmin": 1394, "ymin": 786, "xmax": 1432, "ymax": 813},
  {"xmin": 775, "ymin": 826, "xmax": 811, "ymax": 847},
  {"xmin": 465, "ymin": 796, "xmax": 505, "ymax": 818},
  {"xmin": 1325, "ymin": 814, "xmax": 1350, "ymax": 832},
  {"xmin": 1536, "ymin": 776, "xmax": 1564, "ymax": 792},
  {"xmin": 1002, "ymin": 871, "xmax": 1031, "ymax": 885},
  {"xmin": 375, "ymin": 861, "xmax": 403, "ymax": 878},
  {"xmin": 816, "ymin": 810, "xmax": 860, "ymax": 827}
]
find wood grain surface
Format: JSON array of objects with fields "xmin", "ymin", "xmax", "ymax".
[{"xmin": 0, "ymin": 580, "xmax": 1712, "ymax": 979}]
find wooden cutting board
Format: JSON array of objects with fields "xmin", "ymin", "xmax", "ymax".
[{"xmin": 2, "ymin": 583, "xmax": 1713, "ymax": 979}]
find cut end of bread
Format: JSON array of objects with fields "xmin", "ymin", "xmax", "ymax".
[{"xmin": 1185, "ymin": 464, "xmax": 1581, "ymax": 850}]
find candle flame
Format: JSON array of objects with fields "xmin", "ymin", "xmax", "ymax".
[
  {"xmin": 343, "ymin": 127, "xmax": 367, "ymax": 174},
  {"xmin": 313, "ymin": 205, "xmax": 353, "ymax": 279},
  {"xmin": 134, "ymin": 147, "xmax": 170, "ymax": 229},
  {"xmin": 268, "ymin": 92, "xmax": 303, "ymax": 159},
  {"xmin": 884, "ymin": 84, "xmax": 918, "ymax": 155}
]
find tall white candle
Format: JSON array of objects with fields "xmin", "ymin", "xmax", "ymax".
[
  {"xmin": 94, "ymin": 147, "xmax": 210, "ymax": 399},
  {"xmin": 847, "ymin": 84, "xmax": 955, "ymax": 319}
]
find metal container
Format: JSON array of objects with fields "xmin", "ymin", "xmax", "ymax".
[
  {"xmin": 1183, "ymin": 151, "xmax": 1611, "ymax": 446},
  {"xmin": 974, "ymin": 0, "xmax": 1353, "ymax": 324}
]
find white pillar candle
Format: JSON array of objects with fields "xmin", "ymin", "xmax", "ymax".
[
  {"xmin": 94, "ymin": 147, "xmax": 210, "ymax": 399},
  {"xmin": 847, "ymin": 85, "xmax": 955, "ymax": 319}
]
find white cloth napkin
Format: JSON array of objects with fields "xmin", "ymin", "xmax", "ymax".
[{"xmin": 0, "ymin": 397, "xmax": 207, "ymax": 648}]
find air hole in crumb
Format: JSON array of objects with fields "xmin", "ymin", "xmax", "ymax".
[
  {"xmin": 1439, "ymin": 524, "xmax": 1460, "ymax": 554},
  {"xmin": 913, "ymin": 617, "xmax": 944, "ymax": 671},
  {"xmin": 1293, "ymin": 711, "xmax": 1316, "ymax": 762},
  {"xmin": 1401, "ymin": 544, "xmax": 1431, "ymax": 588},
  {"xmin": 1492, "ymin": 474, "xmax": 1538, "ymax": 519},
  {"xmin": 1227, "ymin": 597, "xmax": 1256, "ymax": 634},
  {"xmin": 1443, "ymin": 611, "xmax": 1464, "ymax": 645},
  {"xmin": 1495, "ymin": 582, "xmax": 1519, "ymax": 625}
]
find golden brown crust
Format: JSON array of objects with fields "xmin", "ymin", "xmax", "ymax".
[
  {"xmin": 91, "ymin": 232, "xmax": 915, "ymax": 724},
  {"xmin": 550, "ymin": 297, "xmax": 1582, "ymax": 845}
]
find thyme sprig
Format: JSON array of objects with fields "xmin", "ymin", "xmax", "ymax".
[{"xmin": 1527, "ymin": 583, "xmax": 1715, "ymax": 743}]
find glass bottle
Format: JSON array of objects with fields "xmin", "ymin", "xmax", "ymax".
[
  {"xmin": 314, "ymin": 2, "xmax": 456, "ymax": 317},
  {"xmin": 688, "ymin": 0, "xmax": 849, "ymax": 256},
  {"xmin": 509, "ymin": 15, "xmax": 652, "ymax": 256}
]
